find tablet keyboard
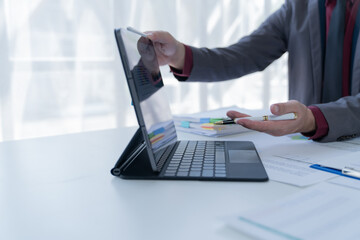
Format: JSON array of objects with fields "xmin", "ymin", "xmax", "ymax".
[{"xmin": 163, "ymin": 141, "xmax": 227, "ymax": 178}]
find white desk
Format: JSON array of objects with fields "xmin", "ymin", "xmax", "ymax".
[{"xmin": 0, "ymin": 127, "xmax": 299, "ymax": 240}]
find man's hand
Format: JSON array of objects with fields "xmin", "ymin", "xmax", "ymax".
[
  {"xmin": 146, "ymin": 31, "xmax": 185, "ymax": 69},
  {"xmin": 227, "ymin": 100, "xmax": 316, "ymax": 136}
]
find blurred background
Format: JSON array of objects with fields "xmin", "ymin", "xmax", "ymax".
[{"xmin": 0, "ymin": 0, "xmax": 288, "ymax": 142}]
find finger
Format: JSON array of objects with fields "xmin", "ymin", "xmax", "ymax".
[
  {"xmin": 146, "ymin": 31, "xmax": 169, "ymax": 44},
  {"xmin": 226, "ymin": 110, "xmax": 251, "ymax": 119},
  {"xmin": 144, "ymin": 31, "xmax": 158, "ymax": 41},
  {"xmin": 236, "ymin": 119, "xmax": 273, "ymax": 132},
  {"xmin": 270, "ymin": 100, "xmax": 300, "ymax": 116}
]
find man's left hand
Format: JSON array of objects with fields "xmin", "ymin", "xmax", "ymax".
[{"xmin": 227, "ymin": 100, "xmax": 316, "ymax": 136}]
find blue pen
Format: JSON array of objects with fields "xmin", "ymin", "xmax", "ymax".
[{"xmin": 310, "ymin": 164, "xmax": 360, "ymax": 180}]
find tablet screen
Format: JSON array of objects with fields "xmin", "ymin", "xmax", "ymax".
[{"xmin": 115, "ymin": 28, "xmax": 177, "ymax": 171}]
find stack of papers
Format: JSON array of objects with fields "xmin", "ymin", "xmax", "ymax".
[
  {"xmin": 173, "ymin": 116, "xmax": 250, "ymax": 137},
  {"xmin": 173, "ymin": 106, "xmax": 264, "ymax": 137},
  {"xmin": 253, "ymin": 134, "xmax": 360, "ymax": 187}
]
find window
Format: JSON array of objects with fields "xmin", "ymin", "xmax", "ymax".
[{"xmin": 0, "ymin": 0, "xmax": 287, "ymax": 142}]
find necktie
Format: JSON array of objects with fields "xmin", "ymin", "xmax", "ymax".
[{"xmin": 322, "ymin": 0, "xmax": 346, "ymax": 103}]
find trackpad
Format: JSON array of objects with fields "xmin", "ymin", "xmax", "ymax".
[{"xmin": 228, "ymin": 150, "xmax": 260, "ymax": 163}]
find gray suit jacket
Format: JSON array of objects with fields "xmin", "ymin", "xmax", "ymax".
[{"xmin": 186, "ymin": 0, "xmax": 360, "ymax": 142}]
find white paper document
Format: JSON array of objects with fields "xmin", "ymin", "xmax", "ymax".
[
  {"xmin": 320, "ymin": 151, "xmax": 360, "ymax": 170},
  {"xmin": 328, "ymin": 177, "xmax": 360, "ymax": 191},
  {"xmin": 255, "ymin": 136, "xmax": 360, "ymax": 186},
  {"xmin": 319, "ymin": 151, "xmax": 360, "ymax": 190},
  {"xmin": 251, "ymin": 135, "xmax": 360, "ymax": 186},
  {"xmin": 320, "ymin": 137, "xmax": 360, "ymax": 152},
  {"xmin": 262, "ymin": 157, "xmax": 335, "ymax": 187},
  {"xmin": 226, "ymin": 182, "xmax": 360, "ymax": 240},
  {"xmin": 268, "ymin": 140, "xmax": 360, "ymax": 165}
]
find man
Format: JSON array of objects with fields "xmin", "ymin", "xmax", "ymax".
[{"xmin": 146, "ymin": 0, "xmax": 360, "ymax": 142}]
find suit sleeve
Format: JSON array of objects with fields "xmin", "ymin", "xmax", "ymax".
[
  {"xmin": 187, "ymin": 1, "xmax": 291, "ymax": 82},
  {"xmin": 312, "ymin": 94, "xmax": 360, "ymax": 142}
]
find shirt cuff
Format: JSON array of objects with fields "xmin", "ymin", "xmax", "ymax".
[
  {"xmin": 170, "ymin": 45, "xmax": 193, "ymax": 81},
  {"xmin": 302, "ymin": 106, "xmax": 329, "ymax": 140}
]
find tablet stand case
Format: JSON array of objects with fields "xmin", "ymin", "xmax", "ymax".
[{"xmin": 111, "ymin": 128, "xmax": 160, "ymax": 179}]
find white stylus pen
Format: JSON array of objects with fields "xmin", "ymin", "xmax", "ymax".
[
  {"xmin": 235, "ymin": 112, "xmax": 297, "ymax": 122},
  {"xmin": 127, "ymin": 26, "xmax": 148, "ymax": 37},
  {"xmin": 342, "ymin": 167, "xmax": 360, "ymax": 178},
  {"xmin": 215, "ymin": 113, "xmax": 297, "ymax": 125}
]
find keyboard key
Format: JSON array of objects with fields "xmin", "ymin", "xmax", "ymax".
[
  {"xmin": 192, "ymin": 163, "xmax": 203, "ymax": 167},
  {"xmin": 169, "ymin": 163, "xmax": 180, "ymax": 166},
  {"xmin": 177, "ymin": 172, "xmax": 189, "ymax": 177},
  {"xmin": 166, "ymin": 167, "xmax": 178, "ymax": 171},
  {"xmin": 203, "ymin": 167, "xmax": 214, "ymax": 170},
  {"xmin": 215, "ymin": 163, "xmax": 226, "ymax": 168},
  {"xmin": 215, "ymin": 166, "xmax": 226, "ymax": 170},
  {"xmin": 189, "ymin": 171, "xmax": 201, "ymax": 177},
  {"xmin": 215, "ymin": 173, "xmax": 226, "ymax": 177},
  {"xmin": 215, "ymin": 151, "xmax": 226, "ymax": 163},
  {"xmin": 168, "ymin": 164, "xmax": 179, "ymax": 168},
  {"xmin": 192, "ymin": 164, "xmax": 202, "ymax": 168},
  {"xmin": 202, "ymin": 170, "xmax": 214, "ymax": 177},
  {"xmin": 179, "ymin": 166, "xmax": 190, "ymax": 170},
  {"xmin": 181, "ymin": 165, "xmax": 190, "ymax": 169},
  {"xmin": 181, "ymin": 160, "xmax": 191, "ymax": 164},
  {"xmin": 178, "ymin": 164, "xmax": 190, "ymax": 167},
  {"xmin": 190, "ymin": 167, "xmax": 202, "ymax": 171},
  {"xmin": 192, "ymin": 161, "xmax": 202, "ymax": 164}
]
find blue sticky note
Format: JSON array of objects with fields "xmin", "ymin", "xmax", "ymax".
[
  {"xmin": 200, "ymin": 118, "xmax": 210, "ymax": 123},
  {"xmin": 181, "ymin": 121, "xmax": 190, "ymax": 128}
]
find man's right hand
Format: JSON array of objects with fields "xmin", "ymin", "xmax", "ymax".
[{"xmin": 146, "ymin": 31, "xmax": 185, "ymax": 70}]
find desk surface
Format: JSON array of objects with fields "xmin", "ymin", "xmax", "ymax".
[{"xmin": 0, "ymin": 127, "xmax": 299, "ymax": 240}]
